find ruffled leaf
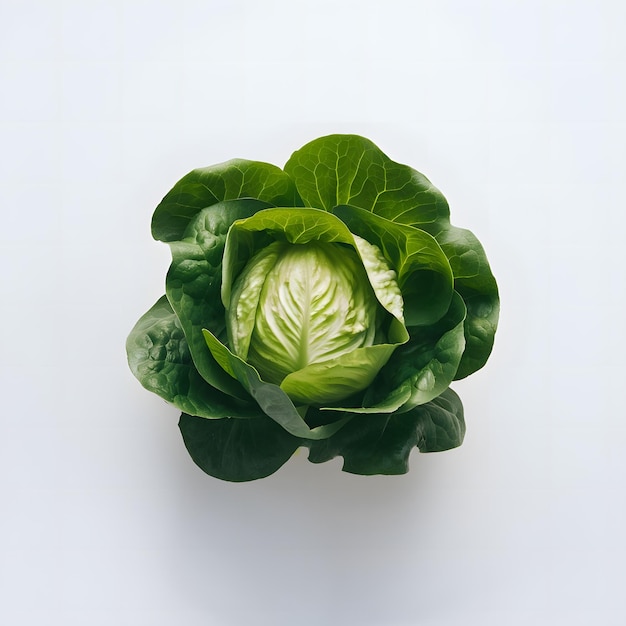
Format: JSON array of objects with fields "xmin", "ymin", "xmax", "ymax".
[
  {"xmin": 126, "ymin": 296, "xmax": 262, "ymax": 418},
  {"xmin": 152, "ymin": 159, "xmax": 302, "ymax": 242},
  {"xmin": 307, "ymin": 388, "xmax": 465, "ymax": 475},
  {"xmin": 179, "ymin": 413, "xmax": 301, "ymax": 482},
  {"xmin": 284, "ymin": 134, "xmax": 449, "ymax": 232},
  {"xmin": 432, "ymin": 225, "xmax": 499, "ymax": 379}
]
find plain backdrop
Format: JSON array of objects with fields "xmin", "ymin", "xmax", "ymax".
[{"xmin": 1, "ymin": 0, "xmax": 625, "ymax": 624}]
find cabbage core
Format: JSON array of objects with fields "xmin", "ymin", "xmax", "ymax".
[{"xmin": 227, "ymin": 241, "xmax": 380, "ymax": 385}]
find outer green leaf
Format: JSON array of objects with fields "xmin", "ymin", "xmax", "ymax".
[
  {"xmin": 433, "ymin": 225, "xmax": 499, "ymax": 379},
  {"xmin": 333, "ymin": 205, "xmax": 454, "ymax": 326},
  {"xmin": 166, "ymin": 199, "xmax": 272, "ymax": 398},
  {"xmin": 179, "ymin": 413, "xmax": 301, "ymax": 482},
  {"xmin": 410, "ymin": 387, "xmax": 466, "ymax": 452},
  {"xmin": 152, "ymin": 159, "xmax": 303, "ymax": 242},
  {"xmin": 284, "ymin": 134, "xmax": 449, "ymax": 231},
  {"xmin": 307, "ymin": 388, "xmax": 465, "ymax": 475},
  {"xmin": 202, "ymin": 329, "xmax": 351, "ymax": 440},
  {"xmin": 363, "ymin": 291, "xmax": 467, "ymax": 412},
  {"xmin": 126, "ymin": 296, "xmax": 262, "ymax": 418}
]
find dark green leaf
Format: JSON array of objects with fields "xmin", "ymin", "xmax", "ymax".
[
  {"xmin": 433, "ymin": 225, "xmax": 499, "ymax": 379},
  {"xmin": 165, "ymin": 199, "xmax": 271, "ymax": 398},
  {"xmin": 126, "ymin": 297, "xmax": 262, "ymax": 418},
  {"xmin": 307, "ymin": 388, "xmax": 465, "ymax": 475},
  {"xmin": 364, "ymin": 291, "xmax": 467, "ymax": 412},
  {"xmin": 152, "ymin": 159, "xmax": 303, "ymax": 242},
  {"xmin": 284, "ymin": 134, "xmax": 449, "ymax": 230},
  {"xmin": 332, "ymin": 205, "xmax": 454, "ymax": 326},
  {"xmin": 179, "ymin": 414, "xmax": 301, "ymax": 482}
]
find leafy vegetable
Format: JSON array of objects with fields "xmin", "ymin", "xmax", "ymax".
[{"xmin": 127, "ymin": 135, "xmax": 498, "ymax": 481}]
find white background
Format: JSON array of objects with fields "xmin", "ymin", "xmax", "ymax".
[{"xmin": 1, "ymin": 0, "xmax": 625, "ymax": 624}]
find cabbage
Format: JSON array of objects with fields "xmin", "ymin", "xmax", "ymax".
[{"xmin": 126, "ymin": 134, "xmax": 499, "ymax": 481}]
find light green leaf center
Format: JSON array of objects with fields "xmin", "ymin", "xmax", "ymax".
[{"xmin": 227, "ymin": 240, "xmax": 381, "ymax": 385}]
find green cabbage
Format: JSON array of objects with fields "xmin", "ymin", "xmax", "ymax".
[{"xmin": 126, "ymin": 134, "xmax": 499, "ymax": 481}]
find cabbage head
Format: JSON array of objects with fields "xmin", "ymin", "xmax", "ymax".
[{"xmin": 126, "ymin": 135, "xmax": 499, "ymax": 481}]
